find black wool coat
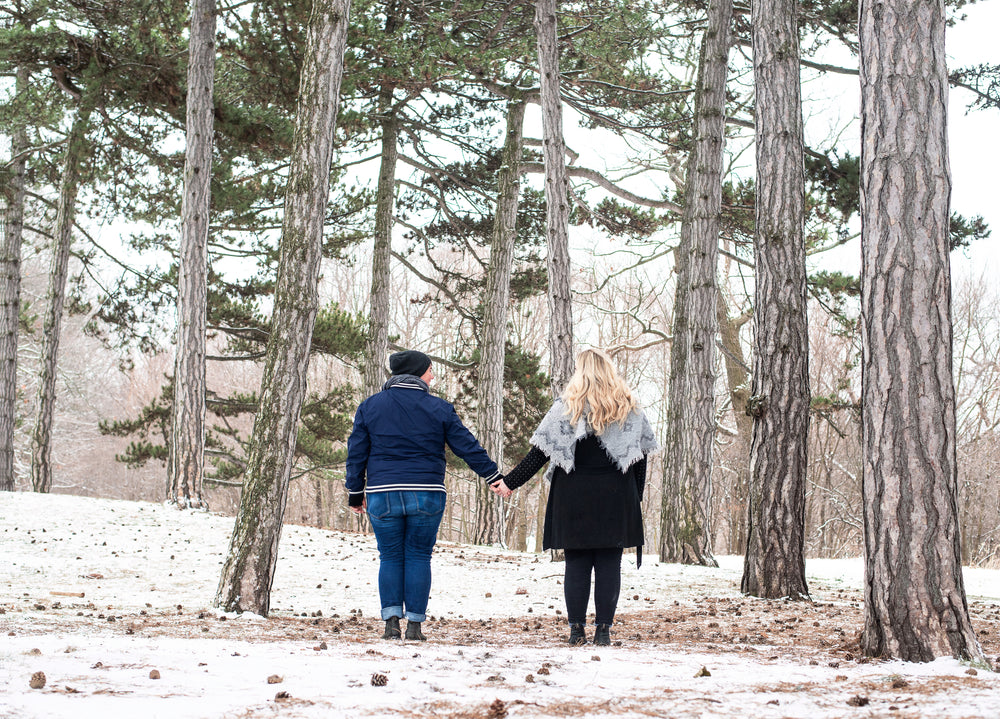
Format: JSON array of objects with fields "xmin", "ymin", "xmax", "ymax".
[{"xmin": 505, "ymin": 434, "xmax": 646, "ymax": 552}]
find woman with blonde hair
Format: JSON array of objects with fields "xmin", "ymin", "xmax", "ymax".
[{"xmin": 492, "ymin": 349, "xmax": 658, "ymax": 646}]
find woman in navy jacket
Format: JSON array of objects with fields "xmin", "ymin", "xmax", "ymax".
[{"xmin": 346, "ymin": 350, "xmax": 501, "ymax": 640}]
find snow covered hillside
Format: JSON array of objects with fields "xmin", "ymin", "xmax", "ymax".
[{"xmin": 2, "ymin": 492, "xmax": 999, "ymax": 718}]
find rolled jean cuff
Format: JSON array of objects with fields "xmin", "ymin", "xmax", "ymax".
[
  {"xmin": 381, "ymin": 606, "xmax": 403, "ymax": 620},
  {"xmin": 404, "ymin": 610, "xmax": 426, "ymax": 622}
]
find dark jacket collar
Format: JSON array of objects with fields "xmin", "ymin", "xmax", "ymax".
[{"xmin": 382, "ymin": 374, "xmax": 429, "ymax": 392}]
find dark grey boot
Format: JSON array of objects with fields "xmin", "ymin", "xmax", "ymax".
[
  {"xmin": 594, "ymin": 624, "xmax": 611, "ymax": 646},
  {"xmin": 405, "ymin": 621, "xmax": 426, "ymax": 641},
  {"xmin": 568, "ymin": 623, "xmax": 586, "ymax": 646},
  {"xmin": 382, "ymin": 616, "xmax": 401, "ymax": 639}
]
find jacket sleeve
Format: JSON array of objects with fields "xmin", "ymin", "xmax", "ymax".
[
  {"xmin": 502, "ymin": 445, "xmax": 549, "ymax": 490},
  {"xmin": 633, "ymin": 455, "xmax": 647, "ymax": 501},
  {"xmin": 442, "ymin": 405, "xmax": 501, "ymax": 484},
  {"xmin": 344, "ymin": 405, "xmax": 370, "ymax": 506}
]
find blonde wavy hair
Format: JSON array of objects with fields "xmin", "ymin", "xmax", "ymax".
[{"xmin": 562, "ymin": 349, "xmax": 638, "ymax": 434}]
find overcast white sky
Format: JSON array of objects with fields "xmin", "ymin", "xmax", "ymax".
[{"xmin": 945, "ymin": 1, "xmax": 1000, "ymax": 279}]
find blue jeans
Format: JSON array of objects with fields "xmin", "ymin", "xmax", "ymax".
[{"xmin": 366, "ymin": 490, "xmax": 446, "ymax": 622}]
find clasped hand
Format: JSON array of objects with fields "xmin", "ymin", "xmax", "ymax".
[{"xmin": 490, "ymin": 479, "xmax": 513, "ymax": 498}]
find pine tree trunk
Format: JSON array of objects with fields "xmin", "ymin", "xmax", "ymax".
[
  {"xmin": 30, "ymin": 101, "xmax": 93, "ymax": 494},
  {"xmin": 215, "ymin": 0, "xmax": 350, "ymax": 615},
  {"xmin": 362, "ymin": 82, "xmax": 398, "ymax": 398},
  {"xmin": 660, "ymin": 235, "xmax": 690, "ymax": 564},
  {"xmin": 534, "ymin": 0, "xmax": 574, "ymax": 396},
  {"xmin": 859, "ymin": 0, "xmax": 983, "ymax": 662},
  {"xmin": 741, "ymin": 0, "xmax": 810, "ymax": 599},
  {"xmin": 683, "ymin": 0, "xmax": 731, "ymax": 568},
  {"xmin": 0, "ymin": 67, "xmax": 28, "ymax": 492},
  {"xmin": 659, "ymin": 0, "xmax": 731, "ymax": 568},
  {"xmin": 473, "ymin": 99, "xmax": 525, "ymax": 545},
  {"xmin": 170, "ymin": 0, "xmax": 216, "ymax": 509}
]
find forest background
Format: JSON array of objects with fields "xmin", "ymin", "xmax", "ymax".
[{"xmin": 2, "ymin": 0, "xmax": 1000, "ymax": 569}]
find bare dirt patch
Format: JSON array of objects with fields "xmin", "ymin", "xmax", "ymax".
[{"xmin": 6, "ymin": 587, "xmax": 999, "ymax": 664}]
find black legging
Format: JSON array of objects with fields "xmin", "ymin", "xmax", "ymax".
[{"xmin": 563, "ymin": 547, "xmax": 623, "ymax": 626}]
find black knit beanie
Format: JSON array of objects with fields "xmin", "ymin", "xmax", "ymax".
[{"xmin": 389, "ymin": 350, "xmax": 432, "ymax": 377}]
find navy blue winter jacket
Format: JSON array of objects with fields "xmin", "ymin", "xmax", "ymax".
[{"xmin": 345, "ymin": 375, "xmax": 501, "ymax": 506}]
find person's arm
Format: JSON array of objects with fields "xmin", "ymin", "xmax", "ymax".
[
  {"xmin": 344, "ymin": 407, "xmax": 370, "ymax": 509},
  {"xmin": 501, "ymin": 446, "xmax": 549, "ymax": 490},
  {"xmin": 442, "ymin": 405, "xmax": 502, "ymax": 484}
]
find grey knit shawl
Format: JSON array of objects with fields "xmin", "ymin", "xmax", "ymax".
[{"xmin": 530, "ymin": 398, "xmax": 659, "ymax": 481}]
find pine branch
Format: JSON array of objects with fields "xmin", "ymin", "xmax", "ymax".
[{"xmin": 520, "ymin": 161, "xmax": 681, "ymax": 211}]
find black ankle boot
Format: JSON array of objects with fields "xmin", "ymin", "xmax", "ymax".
[
  {"xmin": 594, "ymin": 624, "xmax": 611, "ymax": 646},
  {"xmin": 382, "ymin": 616, "xmax": 401, "ymax": 639},
  {"xmin": 405, "ymin": 621, "xmax": 426, "ymax": 641},
  {"xmin": 568, "ymin": 623, "xmax": 586, "ymax": 646}
]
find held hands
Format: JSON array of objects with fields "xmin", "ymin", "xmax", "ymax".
[{"xmin": 489, "ymin": 478, "xmax": 513, "ymax": 499}]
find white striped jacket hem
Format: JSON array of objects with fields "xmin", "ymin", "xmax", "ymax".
[
  {"xmin": 363, "ymin": 484, "xmax": 447, "ymax": 493},
  {"xmin": 354, "ymin": 469, "xmax": 501, "ymax": 495}
]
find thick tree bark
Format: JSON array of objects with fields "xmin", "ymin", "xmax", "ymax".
[
  {"xmin": 30, "ymin": 101, "xmax": 94, "ymax": 494},
  {"xmin": 660, "ymin": 230, "xmax": 690, "ymax": 563},
  {"xmin": 534, "ymin": 0, "xmax": 574, "ymax": 395},
  {"xmin": 659, "ymin": 0, "xmax": 731, "ymax": 568},
  {"xmin": 859, "ymin": 0, "xmax": 983, "ymax": 662},
  {"xmin": 215, "ymin": 0, "xmax": 350, "ymax": 615},
  {"xmin": 170, "ymin": 0, "xmax": 216, "ymax": 509},
  {"xmin": 473, "ymin": 99, "xmax": 525, "ymax": 546},
  {"xmin": 362, "ymin": 0, "xmax": 402, "ymax": 399},
  {"xmin": 741, "ymin": 0, "xmax": 810, "ymax": 599},
  {"xmin": 0, "ymin": 67, "xmax": 29, "ymax": 492},
  {"xmin": 362, "ymin": 85, "xmax": 398, "ymax": 399}
]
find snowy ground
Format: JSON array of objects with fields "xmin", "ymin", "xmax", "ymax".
[{"xmin": 2, "ymin": 493, "xmax": 999, "ymax": 718}]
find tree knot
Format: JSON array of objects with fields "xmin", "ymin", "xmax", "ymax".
[{"xmin": 745, "ymin": 394, "xmax": 767, "ymax": 418}]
